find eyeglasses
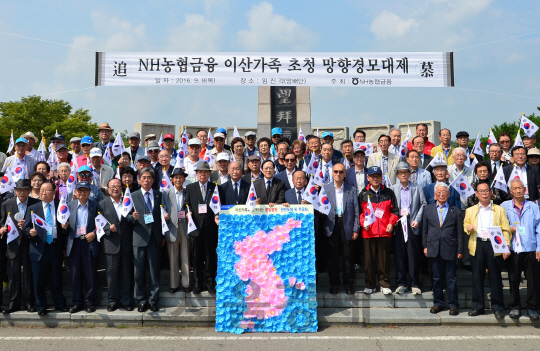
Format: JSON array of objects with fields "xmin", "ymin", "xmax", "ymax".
[
  {"xmin": 285, "ymin": 158, "xmax": 296, "ymax": 162},
  {"xmin": 333, "ymin": 170, "xmax": 345, "ymax": 174},
  {"xmin": 477, "ymin": 189, "xmax": 491, "ymax": 194},
  {"xmin": 514, "ymin": 153, "xmax": 527, "ymax": 156},
  {"xmin": 147, "ymin": 150, "xmax": 159, "ymax": 153},
  {"xmin": 499, "ymin": 140, "xmax": 511, "ymax": 143},
  {"xmin": 79, "ymin": 173, "xmax": 92, "ymax": 178},
  {"xmin": 109, "ymin": 185, "xmax": 122, "ymax": 189},
  {"xmin": 215, "ymin": 138, "xmax": 224, "ymax": 142}
]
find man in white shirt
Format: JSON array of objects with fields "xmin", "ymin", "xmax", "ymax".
[
  {"xmin": 345, "ymin": 148, "xmax": 366, "ymax": 195},
  {"xmin": 448, "ymin": 147, "xmax": 475, "ymax": 211},
  {"xmin": 274, "ymin": 152, "xmax": 297, "ymax": 190},
  {"xmin": 366, "ymin": 135, "xmax": 400, "ymax": 184},
  {"xmin": 22, "ymin": 132, "xmax": 40, "ymax": 159},
  {"xmin": 89, "ymin": 148, "xmax": 115, "ymax": 192},
  {"xmin": 185, "ymin": 139, "xmax": 203, "ymax": 183},
  {"xmin": 210, "ymin": 133, "xmax": 231, "ymax": 171},
  {"xmin": 321, "ymin": 143, "xmax": 335, "ymax": 185},
  {"xmin": 210, "ymin": 152, "xmax": 230, "ymax": 185},
  {"xmin": 388, "ymin": 128, "xmax": 402, "ymax": 156}
]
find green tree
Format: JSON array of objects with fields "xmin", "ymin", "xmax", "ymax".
[{"xmin": 0, "ymin": 95, "xmax": 99, "ymax": 151}]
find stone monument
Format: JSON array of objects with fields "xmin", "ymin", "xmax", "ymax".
[
  {"xmin": 353, "ymin": 124, "xmax": 394, "ymax": 143},
  {"xmin": 397, "ymin": 120, "xmax": 441, "ymax": 146},
  {"xmin": 312, "ymin": 127, "xmax": 349, "ymax": 147},
  {"xmin": 134, "ymin": 123, "xmax": 176, "ymax": 141}
]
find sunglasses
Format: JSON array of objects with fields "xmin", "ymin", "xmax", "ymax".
[
  {"xmin": 246, "ymin": 136, "xmax": 256, "ymax": 140},
  {"xmin": 333, "ymin": 170, "xmax": 345, "ymax": 174},
  {"xmin": 147, "ymin": 150, "xmax": 159, "ymax": 153},
  {"xmin": 79, "ymin": 173, "xmax": 92, "ymax": 178}
]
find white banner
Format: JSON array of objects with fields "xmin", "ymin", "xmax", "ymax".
[{"xmin": 96, "ymin": 52, "xmax": 454, "ymax": 87}]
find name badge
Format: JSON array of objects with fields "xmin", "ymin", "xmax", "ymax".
[
  {"xmin": 335, "ymin": 207, "xmax": 343, "ymax": 216},
  {"xmin": 144, "ymin": 213, "xmax": 154, "ymax": 224},
  {"xmin": 375, "ymin": 208, "xmax": 384, "ymax": 219},
  {"xmin": 198, "ymin": 204, "xmax": 207, "ymax": 214},
  {"xmin": 478, "ymin": 227, "xmax": 490, "ymax": 239},
  {"xmin": 178, "ymin": 211, "xmax": 185, "ymax": 219},
  {"xmin": 400, "ymin": 208, "xmax": 409, "ymax": 217},
  {"xmin": 76, "ymin": 227, "xmax": 86, "ymax": 236},
  {"xmin": 518, "ymin": 226, "xmax": 526, "ymax": 236}
]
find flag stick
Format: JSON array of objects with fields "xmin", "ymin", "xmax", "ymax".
[
  {"xmin": 31, "ymin": 211, "xmax": 35, "ymax": 229},
  {"xmin": 97, "ymin": 211, "xmax": 111, "ymax": 226}
]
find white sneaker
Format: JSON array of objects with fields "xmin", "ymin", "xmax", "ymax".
[
  {"xmin": 381, "ymin": 287, "xmax": 392, "ymax": 295},
  {"xmin": 395, "ymin": 286, "xmax": 407, "ymax": 295},
  {"xmin": 363, "ymin": 288, "xmax": 374, "ymax": 295},
  {"xmin": 411, "ymin": 287, "xmax": 422, "ymax": 295}
]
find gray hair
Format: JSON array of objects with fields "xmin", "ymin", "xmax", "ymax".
[
  {"xmin": 389, "ymin": 128, "xmax": 401, "ymax": 136},
  {"xmin": 58, "ymin": 162, "xmax": 71, "ymax": 171},
  {"xmin": 434, "ymin": 182, "xmax": 449, "ymax": 192},
  {"xmin": 453, "ymin": 147, "xmax": 467, "ymax": 156},
  {"xmin": 509, "ymin": 178, "xmax": 525, "ymax": 188},
  {"xmin": 139, "ymin": 167, "xmax": 155, "ymax": 179}
]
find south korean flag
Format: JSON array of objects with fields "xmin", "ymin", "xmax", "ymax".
[
  {"xmin": 160, "ymin": 205, "xmax": 170, "ymax": 235},
  {"xmin": 364, "ymin": 197, "xmax": 376, "ymax": 227},
  {"xmin": 520, "ymin": 114, "xmax": 539, "ymax": 138},
  {"xmin": 317, "ymin": 185, "xmax": 330, "ymax": 215},
  {"xmin": 449, "ymin": 172, "xmax": 474, "ymax": 199},
  {"xmin": 302, "ymin": 175, "xmax": 319, "ymax": 208}
]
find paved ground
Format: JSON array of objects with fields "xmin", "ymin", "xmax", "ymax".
[{"xmin": 0, "ymin": 325, "xmax": 538, "ymax": 350}]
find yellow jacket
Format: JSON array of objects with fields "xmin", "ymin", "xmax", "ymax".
[
  {"xmin": 430, "ymin": 145, "xmax": 455, "ymax": 165},
  {"xmin": 463, "ymin": 203, "xmax": 511, "ymax": 256}
]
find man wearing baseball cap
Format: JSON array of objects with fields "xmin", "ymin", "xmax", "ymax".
[
  {"xmin": 66, "ymin": 166, "xmax": 103, "ymax": 203},
  {"xmin": 244, "ymin": 131, "xmax": 259, "ymax": 157},
  {"xmin": 146, "ymin": 141, "xmax": 161, "ymax": 171},
  {"xmin": 69, "ymin": 137, "xmax": 83, "ymax": 158},
  {"xmin": 322, "ymin": 131, "xmax": 344, "ymax": 160},
  {"xmin": 359, "ymin": 166, "xmax": 399, "ymax": 295},
  {"xmin": 269, "ymin": 127, "xmax": 283, "ymax": 157},
  {"xmin": 94, "ymin": 123, "xmax": 114, "ymax": 153},
  {"xmin": 209, "ymin": 133, "xmax": 231, "ymax": 171},
  {"xmin": 210, "ymin": 153, "xmax": 231, "ymax": 184},
  {"xmin": 89, "ymin": 148, "xmax": 115, "ymax": 191},
  {"xmin": 128, "ymin": 132, "xmax": 145, "ymax": 163},
  {"xmin": 76, "ymin": 135, "xmax": 95, "ymax": 168},
  {"xmin": 346, "ymin": 147, "xmax": 367, "ymax": 195},
  {"xmin": 162, "ymin": 134, "xmax": 178, "ymax": 166},
  {"xmin": 216, "ymin": 128, "xmax": 231, "ymax": 151},
  {"xmin": 2, "ymin": 138, "xmax": 37, "ymax": 179}
]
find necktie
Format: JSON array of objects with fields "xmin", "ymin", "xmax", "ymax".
[
  {"xmin": 492, "ymin": 162, "xmax": 496, "ymax": 174},
  {"xmin": 145, "ymin": 192, "xmax": 153, "ymax": 212},
  {"xmin": 201, "ymin": 184, "xmax": 206, "ymax": 201},
  {"xmin": 266, "ymin": 180, "xmax": 271, "ymax": 196},
  {"xmin": 46, "ymin": 203, "xmax": 53, "ymax": 244},
  {"xmin": 324, "ymin": 164, "xmax": 330, "ymax": 183},
  {"xmin": 233, "ymin": 182, "xmax": 239, "ymax": 203},
  {"xmin": 297, "ymin": 190, "xmax": 302, "ymax": 204},
  {"xmin": 439, "ymin": 208, "xmax": 443, "ymax": 227}
]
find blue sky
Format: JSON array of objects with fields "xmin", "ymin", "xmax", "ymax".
[{"xmin": 1, "ymin": 0, "xmax": 539, "ymax": 138}]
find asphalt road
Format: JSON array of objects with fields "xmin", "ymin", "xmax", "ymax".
[{"xmin": 0, "ymin": 325, "xmax": 539, "ymax": 350}]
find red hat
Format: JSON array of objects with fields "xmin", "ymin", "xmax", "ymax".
[{"xmin": 163, "ymin": 133, "xmax": 175, "ymax": 140}]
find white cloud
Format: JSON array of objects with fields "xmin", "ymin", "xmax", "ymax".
[
  {"xmin": 165, "ymin": 13, "xmax": 223, "ymax": 51},
  {"xmin": 506, "ymin": 53, "xmax": 524, "ymax": 63},
  {"xmin": 237, "ymin": 2, "xmax": 317, "ymax": 51},
  {"xmin": 370, "ymin": 11, "xmax": 418, "ymax": 40}
]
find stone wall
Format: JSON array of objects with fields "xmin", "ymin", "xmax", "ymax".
[
  {"xmin": 397, "ymin": 120, "xmax": 441, "ymax": 146},
  {"xmin": 353, "ymin": 124, "xmax": 394, "ymax": 143},
  {"xmin": 134, "ymin": 123, "xmax": 176, "ymax": 141},
  {"xmin": 312, "ymin": 127, "xmax": 350, "ymax": 147}
]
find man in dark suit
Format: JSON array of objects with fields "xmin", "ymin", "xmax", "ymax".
[
  {"xmin": 0, "ymin": 179, "xmax": 38, "ymax": 313},
  {"xmin": 62, "ymin": 181, "xmax": 102, "ymax": 313},
  {"xmin": 100, "ymin": 178, "xmax": 135, "ymax": 311},
  {"xmin": 485, "ymin": 143, "xmax": 509, "ymax": 181},
  {"xmin": 241, "ymin": 155, "xmax": 262, "ymax": 183},
  {"xmin": 184, "ymin": 161, "xmax": 224, "ymax": 294},
  {"xmin": 254, "ymin": 160, "xmax": 285, "ymax": 205},
  {"xmin": 422, "ymin": 182, "xmax": 463, "ymax": 316},
  {"xmin": 503, "ymin": 146, "xmax": 540, "ymax": 201},
  {"xmin": 23, "ymin": 181, "xmax": 69, "ymax": 315},
  {"xmin": 411, "ymin": 136, "xmax": 434, "ymax": 170},
  {"xmin": 131, "ymin": 167, "xmax": 167, "ymax": 312},
  {"xmin": 274, "ymin": 152, "xmax": 297, "ymax": 191},
  {"xmin": 455, "ymin": 131, "xmax": 484, "ymax": 165},
  {"xmin": 222, "ymin": 162, "xmax": 249, "ymax": 205},
  {"xmin": 156, "ymin": 150, "xmax": 174, "ymax": 188},
  {"xmin": 345, "ymin": 148, "xmax": 367, "ymax": 195},
  {"xmin": 321, "ymin": 163, "xmax": 359, "ymax": 295},
  {"xmin": 284, "ymin": 170, "xmax": 309, "ymax": 205}
]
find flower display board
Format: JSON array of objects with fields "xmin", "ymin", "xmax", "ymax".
[{"xmin": 216, "ymin": 205, "xmax": 317, "ymax": 333}]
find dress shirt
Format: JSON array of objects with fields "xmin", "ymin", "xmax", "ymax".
[
  {"xmin": 390, "ymin": 144, "xmax": 401, "ymax": 155},
  {"xmin": 322, "ymin": 160, "xmax": 333, "ymax": 184},
  {"xmin": 381, "ymin": 154, "xmax": 389, "ymax": 175},
  {"xmin": 16, "ymin": 197, "xmax": 28, "ymax": 215},
  {"xmin": 436, "ymin": 202, "xmax": 449, "ymax": 225},
  {"xmin": 58, "ymin": 179, "xmax": 67, "ymax": 197},
  {"xmin": 27, "ymin": 149, "xmax": 40, "ymax": 159},
  {"xmin": 514, "ymin": 165, "xmax": 528, "ymax": 197},
  {"xmin": 251, "ymin": 172, "xmax": 262, "ymax": 181},
  {"xmin": 442, "ymin": 146, "xmax": 451, "ymax": 159},
  {"xmin": 490, "ymin": 160, "xmax": 501, "ymax": 173},
  {"xmin": 76, "ymin": 201, "xmax": 89, "ymax": 237},
  {"xmin": 141, "ymin": 188, "xmax": 155, "ymax": 211},
  {"xmin": 42, "ymin": 201, "xmax": 57, "ymax": 238},
  {"xmin": 92, "ymin": 167, "xmax": 101, "ymax": 187},
  {"xmin": 477, "ymin": 202, "xmax": 494, "ymax": 238},
  {"xmin": 400, "ymin": 183, "xmax": 411, "ymax": 211},
  {"xmin": 175, "ymin": 187, "xmax": 184, "ymax": 212},
  {"xmin": 264, "ymin": 177, "xmax": 273, "ymax": 190},
  {"xmin": 512, "ymin": 199, "xmax": 523, "ymax": 219},
  {"xmin": 111, "ymin": 197, "xmax": 122, "ymax": 221},
  {"xmin": 410, "ymin": 168, "xmax": 419, "ymax": 184},
  {"xmin": 219, "ymin": 172, "xmax": 230, "ymax": 184},
  {"xmin": 285, "ymin": 169, "xmax": 295, "ymax": 189},
  {"xmin": 355, "ymin": 167, "xmax": 365, "ymax": 192},
  {"xmin": 199, "ymin": 181, "xmax": 209, "ymax": 201},
  {"xmin": 185, "ymin": 158, "xmax": 201, "ymax": 178},
  {"xmin": 334, "ymin": 182, "xmax": 344, "ymax": 216}
]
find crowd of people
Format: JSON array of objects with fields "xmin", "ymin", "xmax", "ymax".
[{"xmin": 0, "ymin": 121, "xmax": 538, "ymax": 323}]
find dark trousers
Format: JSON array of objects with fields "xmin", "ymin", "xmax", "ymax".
[
  {"xmin": 394, "ymin": 226, "xmax": 421, "ymax": 288},
  {"xmin": 506, "ymin": 251, "xmax": 540, "ymax": 310},
  {"xmin": 471, "ymin": 240, "xmax": 505, "ymax": 312},
  {"xmin": 328, "ymin": 217, "xmax": 354, "ymax": 287},
  {"xmin": 431, "ymin": 254, "xmax": 458, "ymax": 308},
  {"xmin": 105, "ymin": 249, "xmax": 134, "ymax": 307},
  {"xmin": 134, "ymin": 237, "xmax": 161, "ymax": 305},
  {"xmin": 192, "ymin": 230, "xmax": 218, "ymax": 290},
  {"xmin": 69, "ymin": 239, "xmax": 98, "ymax": 307},
  {"xmin": 7, "ymin": 245, "xmax": 35, "ymax": 308},
  {"xmin": 31, "ymin": 241, "xmax": 66, "ymax": 311},
  {"xmin": 315, "ymin": 212, "xmax": 328, "ymax": 273},
  {"xmin": 364, "ymin": 237, "xmax": 392, "ymax": 289}
]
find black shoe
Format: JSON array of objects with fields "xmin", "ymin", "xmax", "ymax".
[
  {"xmin": 138, "ymin": 303, "xmax": 148, "ymax": 313},
  {"xmin": 449, "ymin": 308, "xmax": 459, "ymax": 316},
  {"xmin": 69, "ymin": 305, "xmax": 83, "ymax": 314},
  {"xmin": 468, "ymin": 309, "xmax": 485, "ymax": 316},
  {"xmin": 462, "ymin": 265, "xmax": 472, "ymax": 272},
  {"xmin": 3, "ymin": 306, "xmax": 20, "ymax": 314},
  {"xmin": 26, "ymin": 304, "xmax": 37, "ymax": 313},
  {"xmin": 207, "ymin": 285, "xmax": 216, "ymax": 294},
  {"xmin": 149, "ymin": 304, "xmax": 159, "ymax": 312},
  {"xmin": 55, "ymin": 306, "xmax": 69, "ymax": 312},
  {"xmin": 124, "ymin": 305, "xmax": 134, "ymax": 311},
  {"xmin": 86, "ymin": 306, "xmax": 96, "ymax": 313},
  {"xmin": 346, "ymin": 286, "xmax": 355, "ymax": 295},
  {"xmin": 509, "ymin": 308, "xmax": 521, "ymax": 319},
  {"xmin": 329, "ymin": 287, "xmax": 339, "ymax": 295},
  {"xmin": 107, "ymin": 304, "xmax": 118, "ymax": 312},
  {"xmin": 184, "ymin": 286, "xmax": 194, "ymax": 293},
  {"xmin": 528, "ymin": 308, "xmax": 539, "ymax": 320},
  {"xmin": 494, "ymin": 311, "xmax": 505, "ymax": 320},
  {"xmin": 192, "ymin": 287, "xmax": 202, "ymax": 294},
  {"xmin": 38, "ymin": 309, "xmax": 48, "ymax": 316},
  {"xmin": 430, "ymin": 305, "xmax": 444, "ymax": 314},
  {"xmin": 169, "ymin": 287, "xmax": 180, "ymax": 294}
]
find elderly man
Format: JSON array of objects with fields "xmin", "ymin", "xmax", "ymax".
[
  {"xmin": 411, "ymin": 136, "xmax": 434, "ymax": 170},
  {"xmin": 242, "ymin": 155, "xmax": 262, "ymax": 182},
  {"xmin": 359, "ymin": 166, "xmax": 399, "ymax": 295},
  {"xmin": 89, "ymin": 148, "xmax": 114, "ymax": 191},
  {"xmin": 128, "ymin": 132, "xmax": 145, "ymax": 163},
  {"xmin": 423, "ymin": 162, "xmax": 461, "ymax": 207},
  {"xmin": 55, "ymin": 144, "xmax": 70, "ymax": 165},
  {"xmin": 99, "ymin": 178, "xmax": 135, "ymax": 311},
  {"xmin": 144, "ymin": 134, "xmax": 156, "ymax": 146},
  {"xmin": 486, "ymin": 143, "xmax": 509, "ymax": 180},
  {"xmin": 346, "ymin": 148, "xmax": 367, "ymax": 195},
  {"xmin": 222, "ymin": 162, "xmax": 250, "ymax": 205},
  {"xmin": 62, "ymin": 181, "xmax": 102, "ymax": 314},
  {"xmin": 407, "ymin": 123, "xmax": 435, "ymax": 155},
  {"xmin": 406, "ymin": 149, "xmax": 432, "ymax": 187},
  {"xmin": 94, "ymin": 123, "xmax": 114, "ymax": 153},
  {"xmin": 391, "ymin": 162, "xmax": 427, "ymax": 295},
  {"xmin": 366, "ymin": 135, "xmax": 400, "ymax": 184},
  {"xmin": 162, "ymin": 134, "xmax": 178, "ymax": 166},
  {"xmin": 455, "ymin": 131, "xmax": 482, "ymax": 165},
  {"xmin": 422, "ymin": 182, "xmax": 463, "ymax": 315},
  {"xmin": 254, "ymin": 160, "xmax": 286, "ymax": 206},
  {"xmin": 353, "ymin": 129, "xmax": 378, "ymax": 152},
  {"xmin": 0, "ymin": 179, "xmax": 39, "ymax": 313},
  {"xmin": 76, "ymin": 135, "xmax": 95, "ymax": 167},
  {"xmin": 464, "ymin": 181, "xmax": 511, "ymax": 319},
  {"xmin": 67, "ymin": 166, "xmax": 103, "ymax": 203},
  {"xmin": 274, "ymin": 141, "xmax": 290, "ymax": 173},
  {"xmin": 299, "ymin": 135, "xmax": 323, "ymax": 171},
  {"xmin": 270, "ymin": 127, "xmax": 283, "ymax": 157},
  {"xmin": 320, "ymin": 143, "xmax": 341, "ymax": 185},
  {"xmin": 449, "ymin": 147, "xmax": 475, "ymax": 210},
  {"xmin": 523, "ymin": 133, "xmax": 537, "ymax": 150},
  {"xmin": 284, "ymin": 170, "xmax": 310, "ymax": 205},
  {"xmin": 340, "ymin": 140, "xmax": 354, "ymax": 166},
  {"xmin": 210, "ymin": 153, "xmax": 230, "ymax": 184},
  {"xmin": 184, "ymin": 161, "xmax": 223, "ymax": 294},
  {"xmin": 196, "ymin": 130, "xmax": 210, "ymax": 159},
  {"xmin": 322, "ymin": 163, "xmax": 359, "ymax": 295},
  {"xmin": 322, "ymin": 132, "xmax": 344, "ymax": 160},
  {"xmin": 185, "ymin": 139, "xmax": 203, "ymax": 182},
  {"xmin": 2, "ymin": 138, "xmax": 37, "ymax": 179},
  {"xmin": 22, "ymin": 132, "xmax": 39, "ymax": 160},
  {"xmin": 244, "ymin": 131, "xmax": 259, "ymax": 157},
  {"xmin": 69, "ymin": 137, "xmax": 83, "ymax": 158},
  {"xmin": 503, "ymin": 146, "xmax": 540, "ymax": 202},
  {"xmin": 156, "ymin": 150, "xmax": 174, "ymax": 190},
  {"xmin": 501, "ymin": 179, "xmax": 540, "ymax": 320},
  {"xmin": 388, "ymin": 128, "xmax": 402, "ymax": 156},
  {"xmin": 431, "ymin": 129, "xmax": 454, "ymax": 165},
  {"xmin": 274, "ymin": 152, "xmax": 297, "ymax": 190},
  {"xmin": 146, "ymin": 141, "xmax": 161, "ymax": 171},
  {"xmin": 210, "ymin": 133, "xmax": 231, "ymax": 171}
]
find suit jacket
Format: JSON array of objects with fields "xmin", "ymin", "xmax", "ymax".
[
  {"xmin": 503, "ymin": 164, "xmax": 540, "ymax": 201},
  {"xmin": 221, "ymin": 179, "xmax": 249, "ymax": 205},
  {"xmin": 420, "ymin": 154, "xmax": 434, "ymax": 170},
  {"xmin": 241, "ymin": 172, "xmax": 262, "ymax": 184},
  {"xmin": 184, "ymin": 181, "xmax": 224, "ymax": 237},
  {"xmin": 0, "ymin": 197, "xmax": 39, "ymax": 259},
  {"xmin": 2, "ymin": 155, "xmax": 38, "ymax": 178},
  {"xmin": 23, "ymin": 201, "xmax": 65, "ymax": 262},
  {"xmin": 210, "ymin": 170, "xmax": 230, "ymax": 185},
  {"xmin": 94, "ymin": 164, "xmax": 115, "ymax": 189},
  {"xmin": 274, "ymin": 168, "xmax": 297, "ymax": 191},
  {"xmin": 345, "ymin": 165, "xmax": 367, "ymax": 191},
  {"xmin": 423, "ymin": 182, "xmax": 461, "ymax": 207},
  {"xmin": 131, "ymin": 188, "xmax": 165, "ymax": 246},
  {"xmin": 253, "ymin": 177, "xmax": 286, "ymax": 205},
  {"xmin": 390, "ymin": 183, "xmax": 427, "ymax": 235},
  {"xmin": 422, "ymin": 203, "xmax": 464, "ymax": 260},
  {"xmin": 65, "ymin": 199, "xmax": 101, "ymax": 258},
  {"xmin": 99, "ymin": 197, "xmax": 135, "ymax": 255},
  {"xmin": 321, "ymin": 182, "xmax": 359, "ymax": 240},
  {"xmin": 162, "ymin": 187, "xmax": 188, "ymax": 242},
  {"xmin": 430, "ymin": 145, "xmax": 455, "ymax": 165},
  {"xmin": 366, "ymin": 152, "xmax": 400, "ymax": 184},
  {"xmin": 285, "ymin": 187, "xmax": 305, "ymax": 205},
  {"xmin": 464, "ymin": 203, "xmax": 512, "ymax": 256}
]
